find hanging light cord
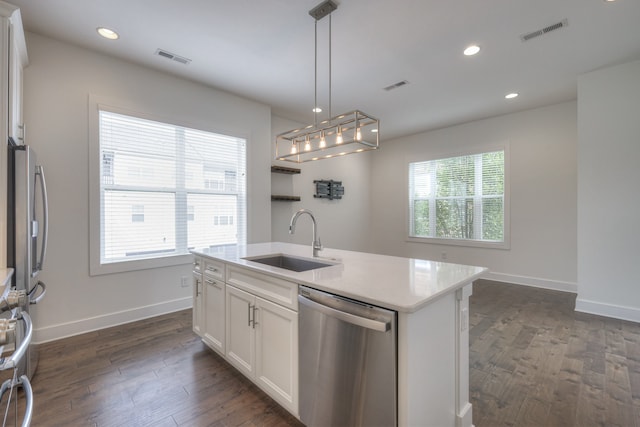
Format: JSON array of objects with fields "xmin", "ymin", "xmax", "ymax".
[
  {"xmin": 314, "ymin": 19, "xmax": 318, "ymax": 128},
  {"xmin": 328, "ymin": 14, "xmax": 332, "ymax": 120}
]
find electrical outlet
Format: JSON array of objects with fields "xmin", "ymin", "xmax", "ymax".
[
  {"xmin": 180, "ymin": 276, "xmax": 190, "ymax": 287},
  {"xmin": 441, "ymin": 252, "xmax": 447, "ymax": 260}
]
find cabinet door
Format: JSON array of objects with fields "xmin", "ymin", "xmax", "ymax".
[
  {"xmin": 255, "ymin": 296, "xmax": 299, "ymax": 415},
  {"xmin": 225, "ymin": 285, "xmax": 255, "ymax": 377},
  {"xmin": 203, "ymin": 276, "xmax": 225, "ymax": 355},
  {"xmin": 8, "ymin": 20, "xmax": 25, "ymax": 143},
  {"xmin": 192, "ymin": 273, "xmax": 203, "ymax": 337}
]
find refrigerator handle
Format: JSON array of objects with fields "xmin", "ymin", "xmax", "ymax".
[
  {"xmin": 29, "ymin": 281, "xmax": 46, "ymax": 304},
  {"xmin": 36, "ymin": 165, "xmax": 49, "ymax": 271}
]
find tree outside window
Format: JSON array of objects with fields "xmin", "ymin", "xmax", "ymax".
[{"xmin": 409, "ymin": 150, "xmax": 505, "ymax": 244}]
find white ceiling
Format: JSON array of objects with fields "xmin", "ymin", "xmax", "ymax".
[{"xmin": 10, "ymin": 0, "xmax": 640, "ymax": 140}]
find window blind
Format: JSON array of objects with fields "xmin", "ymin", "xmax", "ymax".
[
  {"xmin": 409, "ymin": 150, "xmax": 504, "ymax": 243},
  {"xmin": 99, "ymin": 110, "xmax": 246, "ymax": 264}
]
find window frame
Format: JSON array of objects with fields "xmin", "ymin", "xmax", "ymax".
[
  {"xmin": 406, "ymin": 144, "xmax": 510, "ymax": 250},
  {"xmin": 89, "ymin": 95, "xmax": 249, "ymax": 275}
]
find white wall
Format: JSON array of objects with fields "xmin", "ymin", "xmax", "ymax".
[
  {"xmin": 270, "ymin": 115, "xmax": 373, "ymax": 253},
  {"xmin": 370, "ymin": 101, "xmax": 578, "ymax": 292},
  {"xmin": 23, "ymin": 33, "xmax": 272, "ymax": 342},
  {"xmin": 576, "ymin": 60, "xmax": 640, "ymax": 322}
]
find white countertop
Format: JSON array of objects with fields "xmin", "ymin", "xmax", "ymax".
[{"xmin": 192, "ymin": 242, "xmax": 487, "ymax": 313}]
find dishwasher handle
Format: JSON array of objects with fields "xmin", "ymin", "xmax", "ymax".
[{"xmin": 298, "ymin": 294, "xmax": 390, "ymax": 332}]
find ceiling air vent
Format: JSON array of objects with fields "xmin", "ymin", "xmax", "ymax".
[
  {"xmin": 155, "ymin": 48, "xmax": 191, "ymax": 65},
  {"xmin": 520, "ymin": 19, "xmax": 568, "ymax": 42},
  {"xmin": 383, "ymin": 80, "xmax": 409, "ymax": 91}
]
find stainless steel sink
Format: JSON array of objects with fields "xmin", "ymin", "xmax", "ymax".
[{"xmin": 244, "ymin": 254, "xmax": 334, "ymax": 272}]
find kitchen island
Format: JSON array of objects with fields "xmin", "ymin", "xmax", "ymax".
[{"xmin": 191, "ymin": 242, "xmax": 486, "ymax": 427}]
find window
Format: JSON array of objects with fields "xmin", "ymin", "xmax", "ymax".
[
  {"xmin": 131, "ymin": 204, "xmax": 145, "ymax": 223},
  {"xmin": 408, "ymin": 149, "xmax": 507, "ymax": 247},
  {"xmin": 96, "ymin": 108, "xmax": 247, "ymax": 268}
]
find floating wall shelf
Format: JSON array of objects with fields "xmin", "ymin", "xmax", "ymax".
[
  {"xmin": 271, "ymin": 165, "xmax": 301, "ymax": 175},
  {"xmin": 271, "ymin": 165, "xmax": 301, "ymax": 202},
  {"xmin": 271, "ymin": 195, "xmax": 302, "ymax": 202}
]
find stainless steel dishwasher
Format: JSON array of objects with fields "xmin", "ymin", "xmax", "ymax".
[{"xmin": 298, "ymin": 285, "xmax": 397, "ymax": 427}]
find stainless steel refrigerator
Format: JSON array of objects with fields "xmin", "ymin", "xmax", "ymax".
[{"xmin": 6, "ymin": 138, "xmax": 48, "ymax": 379}]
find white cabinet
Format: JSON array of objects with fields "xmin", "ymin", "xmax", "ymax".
[
  {"xmin": 226, "ymin": 285, "xmax": 255, "ymax": 376},
  {"xmin": 8, "ymin": 15, "xmax": 25, "ymax": 143},
  {"xmin": 193, "ymin": 257, "xmax": 299, "ymax": 417},
  {"xmin": 254, "ymin": 294, "xmax": 298, "ymax": 414},
  {"xmin": 192, "ymin": 258, "xmax": 203, "ymax": 337},
  {"xmin": 202, "ymin": 275, "xmax": 225, "ymax": 355},
  {"xmin": 202, "ymin": 259, "xmax": 225, "ymax": 355},
  {"xmin": 225, "ymin": 281, "xmax": 298, "ymax": 415},
  {"xmin": 0, "ymin": 3, "xmax": 27, "ymax": 269}
]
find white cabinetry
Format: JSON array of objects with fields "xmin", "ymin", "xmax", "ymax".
[
  {"xmin": 192, "ymin": 258, "xmax": 203, "ymax": 337},
  {"xmin": 202, "ymin": 259, "xmax": 225, "ymax": 355},
  {"xmin": 225, "ymin": 267, "xmax": 298, "ymax": 416},
  {"xmin": 226, "ymin": 285, "xmax": 255, "ymax": 375},
  {"xmin": 193, "ymin": 258, "xmax": 299, "ymax": 417},
  {"xmin": 0, "ymin": 2, "xmax": 27, "ymax": 269},
  {"xmin": 254, "ymin": 294, "xmax": 298, "ymax": 413},
  {"xmin": 7, "ymin": 10, "xmax": 25, "ymax": 143}
]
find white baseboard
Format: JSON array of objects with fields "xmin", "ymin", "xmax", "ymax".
[
  {"xmin": 481, "ymin": 271, "xmax": 577, "ymax": 293},
  {"xmin": 575, "ymin": 298, "xmax": 640, "ymax": 323},
  {"xmin": 33, "ymin": 296, "xmax": 192, "ymax": 344}
]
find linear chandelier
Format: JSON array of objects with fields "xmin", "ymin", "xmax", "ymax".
[{"xmin": 275, "ymin": 0, "xmax": 380, "ymax": 163}]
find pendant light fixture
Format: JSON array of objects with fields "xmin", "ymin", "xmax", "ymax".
[{"xmin": 275, "ymin": 0, "xmax": 380, "ymax": 163}]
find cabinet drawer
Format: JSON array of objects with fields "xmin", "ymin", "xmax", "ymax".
[
  {"xmin": 203, "ymin": 259, "xmax": 225, "ymax": 280},
  {"xmin": 227, "ymin": 266, "xmax": 298, "ymax": 311}
]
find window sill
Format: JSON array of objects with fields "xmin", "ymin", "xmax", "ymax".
[
  {"xmin": 89, "ymin": 253, "xmax": 193, "ymax": 276},
  {"xmin": 406, "ymin": 236, "xmax": 510, "ymax": 250}
]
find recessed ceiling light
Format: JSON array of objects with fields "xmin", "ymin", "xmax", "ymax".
[
  {"xmin": 463, "ymin": 45, "xmax": 480, "ymax": 56},
  {"xmin": 371, "ymin": 129, "xmax": 378, "ymax": 133},
  {"xmin": 505, "ymin": 93, "xmax": 519, "ymax": 99},
  {"xmin": 97, "ymin": 27, "xmax": 119, "ymax": 40},
  {"xmin": 312, "ymin": 107, "xmax": 322, "ymax": 113}
]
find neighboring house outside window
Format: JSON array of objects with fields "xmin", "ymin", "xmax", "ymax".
[
  {"xmin": 408, "ymin": 149, "xmax": 507, "ymax": 248},
  {"xmin": 96, "ymin": 108, "xmax": 247, "ymax": 267}
]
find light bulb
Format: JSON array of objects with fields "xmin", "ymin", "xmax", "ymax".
[
  {"xmin": 336, "ymin": 127, "xmax": 343, "ymax": 144},
  {"xmin": 290, "ymin": 142, "xmax": 297, "ymax": 155},
  {"xmin": 97, "ymin": 27, "xmax": 119, "ymax": 40},
  {"xmin": 304, "ymin": 136, "xmax": 311, "ymax": 152},
  {"xmin": 356, "ymin": 127, "xmax": 362, "ymax": 141},
  {"xmin": 319, "ymin": 132, "xmax": 326, "ymax": 148}
]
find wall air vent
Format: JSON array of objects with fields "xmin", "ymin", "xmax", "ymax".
[
  {"xmin": 520, "ymin": 19, "xmax": 568, "ymax": 42},
  {"xmin": 383, "ymin": 80, "xmax": 409, "ymax": 91},
  {"xmin": 155, "ymin": 49, "xmax": 192, "ymax": 65}
]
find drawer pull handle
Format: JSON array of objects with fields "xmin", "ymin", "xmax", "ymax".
[{"xmin": 252, "ymin": 305, "xmax": 259, "ymax": 329}]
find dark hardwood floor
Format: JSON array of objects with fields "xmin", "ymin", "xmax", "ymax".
[
  {"xmin": 470, "ymin": 280, "xmax": 640, "ymax": 427},
  {"xmin": 27, "ymin": 310, "xmax": 302, "ymax": 426},
  {"xmin": 8, "ymin": 280, "xmax": 640, "ymax": 426}
]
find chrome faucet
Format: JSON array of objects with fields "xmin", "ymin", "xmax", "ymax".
[{"xmin": 289, "ymin": 209, "xmax": 322, "ymax": 257}]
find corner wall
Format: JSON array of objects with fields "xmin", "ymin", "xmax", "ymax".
[
  {"xmin": 370, "ymin": 101, "xmax": 578, "ymax": 292},
  {"xmin": 577, "ymin": 60, "xmax": 640, "ymax": 322},
  {"xmin": 23, "ymin": 32, "xmax": 272, "ymax": 342}
]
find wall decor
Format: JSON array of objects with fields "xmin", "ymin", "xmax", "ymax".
[{"xmin": 314, "ymin": 180, "xmax": 344, "ymax": 200}]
